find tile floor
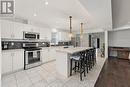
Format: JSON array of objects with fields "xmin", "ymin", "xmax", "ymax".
[{"xmin": 2, "ymin": 57, "xmax": 105, "ymax": 87}]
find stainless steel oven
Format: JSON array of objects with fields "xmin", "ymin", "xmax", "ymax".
[
  {"xmin": 23, "ymin": 43, "xmax": 42, "ymax": 69},
  {"xmin": 23, "ymin": 31, "xmax": 40, "ymax": 40}
]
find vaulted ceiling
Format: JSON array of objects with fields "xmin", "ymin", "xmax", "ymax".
[
  {"xmin": 14, "ymin": 0, "xmax": 112, "ymax": 31},
  {"xmin": 112, "ymin": 0, "xmax": 130, "ymax": 29}
]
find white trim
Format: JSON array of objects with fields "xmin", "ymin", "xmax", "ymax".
[{"xmin": 105, "ymin": 31, "xmax": 108, "ymax": 58}]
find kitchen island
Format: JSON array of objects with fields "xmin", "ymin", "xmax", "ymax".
[{"xmin": 56, "ymin": 47, "xmax": 92, "ymax": 78}]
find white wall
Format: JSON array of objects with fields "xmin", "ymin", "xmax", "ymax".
[
  {"xmin": 108, "ymin": 29, "xmax": 130, "ymax": 47},
  {"xmin": 105, "ymin": 31, "xmax": 108, "ymax": 58}
]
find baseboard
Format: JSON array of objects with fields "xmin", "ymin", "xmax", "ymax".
[{"xmin": 2, "ymin": 68, "xmax": 24, "ymax": 77}]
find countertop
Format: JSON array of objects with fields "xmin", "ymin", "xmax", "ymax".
[
  {"xmin": 56, "ymin": 47, "xmax": 93, "ymax": 54},
  {"xmin": 1, "ymin": 38, "xmax": 50, "ymax": 42}
]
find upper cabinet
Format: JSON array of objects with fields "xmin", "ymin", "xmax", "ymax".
[
  {"xmin": 1, "ymin": 20, "xmax": 40, "ymax": 39},
  {"xmin": 59, "ymin": 31, "xmax": 70, "ymax": 41},
  {"xmin": 1, "ymin": 20, "xmax": 25, "ymax": 39},
  {"xmin": 1, "ymin": 20, "xmax": 14, "ymax": 39},
  {"xmin": 1, "ymin": 20, "xmax": 70, "ymax": 41},
  {"xmin": 40, "ymin": 28, "xmax": 51, "ymax": 41}
]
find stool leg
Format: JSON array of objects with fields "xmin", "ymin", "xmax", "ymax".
[
  {"xmin": 70, "ymin": 59, "xmax": 72, "ymax": 76},
  {"xmin": 83, "ymin": 61, "xmax": 86, "ymax": 77},
  {"xmin": 74, "ymin": 62, "xmax": 77, "ymax": 73},
  {"xmin": 78, "ymin": 62, "xmax": 79, "ymax": 70},
  {"xmin": 79, "ymin": 61, "xmax": 82, "ymax": 81},
  {"xmin": 86, "ymin": 61, "xmax": 89, "ymax": 73}
]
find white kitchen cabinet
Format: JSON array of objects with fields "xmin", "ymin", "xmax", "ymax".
[
  {"xmin": 59, "ymin": 31, "xmax": 70, "ymax": 41},
  {"xmin": 41, "ymin": 48, "xmax": 50, "ymax": 63},
  {"xmin": 24, "ymin": 24, "xmax": 40, "ymax": 33},
  {"xmin": 2, "ymin": 51, "xmax": 12, "ymax": 74},
  {"xmin": 12, "ymin": 22, "xmax": 24, "ymax": 39},
  {"xmin": 12, "ymin": 49, "xmax": 24, "ymax": 71},
  {"xmin": 1, "ymin": 20, "xmax": 13, "ymax": 38},
  {"xmin": 1, "ymin": 20, "xmax": 40, "ymax": 39},
  {"xmin": 40, "ymin": 28, "xmax": 51, "ymax": 41},
  {"xmin": 1, "ymin": 20, "xmax": 24, "ymax": 39},
  {"xmin": 49, "ymin": 48, "xmax": 56, "ymax": 61},
  {"xmin": 41, "ymin": 47, "xmax": 57, "ymax": 63},
  {"xmin": 2, "ymin": 49, "xmax": 24, "ymax": 75}
]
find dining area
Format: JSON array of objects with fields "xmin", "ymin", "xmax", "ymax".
[{"xmin": 56, "ymin": 47, "xmax": 97, "ymax": 81}]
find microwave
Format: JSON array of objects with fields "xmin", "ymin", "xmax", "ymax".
[{"xmin": 23, "ymin": 31, "xmax": 40, "ymax": 40}]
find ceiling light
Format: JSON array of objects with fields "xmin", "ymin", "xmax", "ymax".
[
  {"xmin": 45, "ymin": 1, "xmax": 48, "ymax": 5},
  {"xmin": 80, "ymin": 23, "xmax": 84, "ymax": 39},
  {"xmin": 33, "ymin": 13, "xmax": 37, "ymax": 17},
  {"xmin": 69, "ymin": 16, "xmax": 73, "ymax": 38}
]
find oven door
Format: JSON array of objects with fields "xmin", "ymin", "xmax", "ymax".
[{"xmin": 25, "ymin": 50, "xmax": 41, "ymax": 65}]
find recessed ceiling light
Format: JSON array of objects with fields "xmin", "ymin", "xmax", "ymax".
[
  {"xmin": 45, "ymin": 1, "xmax": 48, "ymax": 5},
  {"xmin": 33, "ymin": 13, "xmax": 37, "ymax": 17}
]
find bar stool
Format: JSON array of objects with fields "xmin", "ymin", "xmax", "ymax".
[
  {"xmin": 93, "ymin": 48, "xmax": 96, "ymax": 65},
  {"xmin": 84, "ymin": 50, "xmax": 89, "ymax": 73},
  {"xmin": 70, "ymin": 51, "xmax": 86, "ymax": 81},
  {"xmin": 87, "ymin": 49, "xmax": 92, "ymax": 70}
]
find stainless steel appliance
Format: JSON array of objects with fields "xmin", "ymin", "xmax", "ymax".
[
  {"xmin": 23, "ymin": 31, "xmax": 40, "ymax": 40},
  {"xmin": 23, "ymin": 42, "xmax": 42, "ymax": 69}
]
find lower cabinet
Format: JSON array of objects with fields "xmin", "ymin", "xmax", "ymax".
[
  {"xmin": 41, "ymin": 47, "xmax": 56, "ymax": 63},
  {"xmin": 2, "ymin": 49, "xmax": 24, "ymax": 75},
  {"xmin": 2, "ymin": 51, "xmax": 12, "ymax": 74},
  {"xmin": 12, "ymin": 50, "xmax": 24, "ymax": 71},
  {"xmin": 41, "ymin": 48, "xmax": 50, "ymax": 63}
]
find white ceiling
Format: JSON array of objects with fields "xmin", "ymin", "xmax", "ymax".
[
  {"xmin": 14, "ymin": 0, "xmax": 112, "ymax": 31},
  {"xmin": 112, "ymin": 0, "xmax": 130, "ymax": 29}
]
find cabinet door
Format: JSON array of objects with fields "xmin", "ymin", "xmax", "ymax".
[
  {"xmin": 64, "ymin": 32, "xmax": 70, "ymax": 41},
  {"xmin": 12, "ymin": 49, "xmax": 24, "ymax": 71},
  {"xmin": 40, "ymin": 28, "xmax": 51, "ymax": 41},
  {"xmin": 13, "ymin": 22, "xmax": 24, "ymax": 39},
  {"xmin": 1, "ymin": 20, "xmax": 13, "ymax": 38},
  {"xmin": 49, "ymin": 48, "xmax": 56, "ymax": 61},
  {"xmin": 59, "ymin": 31, "xmax": 70, "ymax": 41},
  {"xmin": 23, "ymin": 24, "xmax": 32, "ymax": 32},
  {"xmin": 2, "ymin": 51, "xmax": 12, "ymax": 74},
  {"xmin": 41, "ymin": 48, "xmax": 50, "ymax": 63}
]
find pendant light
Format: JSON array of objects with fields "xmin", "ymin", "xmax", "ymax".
[
  {"xmin": 80, "ymin": 23, "xmax": 83, "ymax": 39},
  {"xmin": 69, "ymin": 16, "xmax": 73, "ymax": 38}
]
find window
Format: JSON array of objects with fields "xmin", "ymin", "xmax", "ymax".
[{"xmin": 51, "ymin": 32, "xmax": 59, "ymax": 45}]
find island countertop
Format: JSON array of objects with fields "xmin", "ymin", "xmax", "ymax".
[{"xmin": 56, "ymin": 47, "xmax": 93, "ymax": 54}]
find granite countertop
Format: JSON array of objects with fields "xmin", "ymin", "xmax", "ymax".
[{"xmin": 56, "ymin": 47, "xmax": 93, "ymax": 54}]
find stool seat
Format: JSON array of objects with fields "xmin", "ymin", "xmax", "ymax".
[{"xmin": 70, "ymin": 56, "xmax": 80, "ymax": 60}]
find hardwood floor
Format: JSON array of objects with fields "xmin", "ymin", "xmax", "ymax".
[{"xmin": 94, "ymin": 58, "xmax": 130, "ymax": 87}]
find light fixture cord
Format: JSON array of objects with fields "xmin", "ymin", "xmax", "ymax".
[{"xmin": 69, "ymin": 16, "xmax": 72, "ymax": 34}]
